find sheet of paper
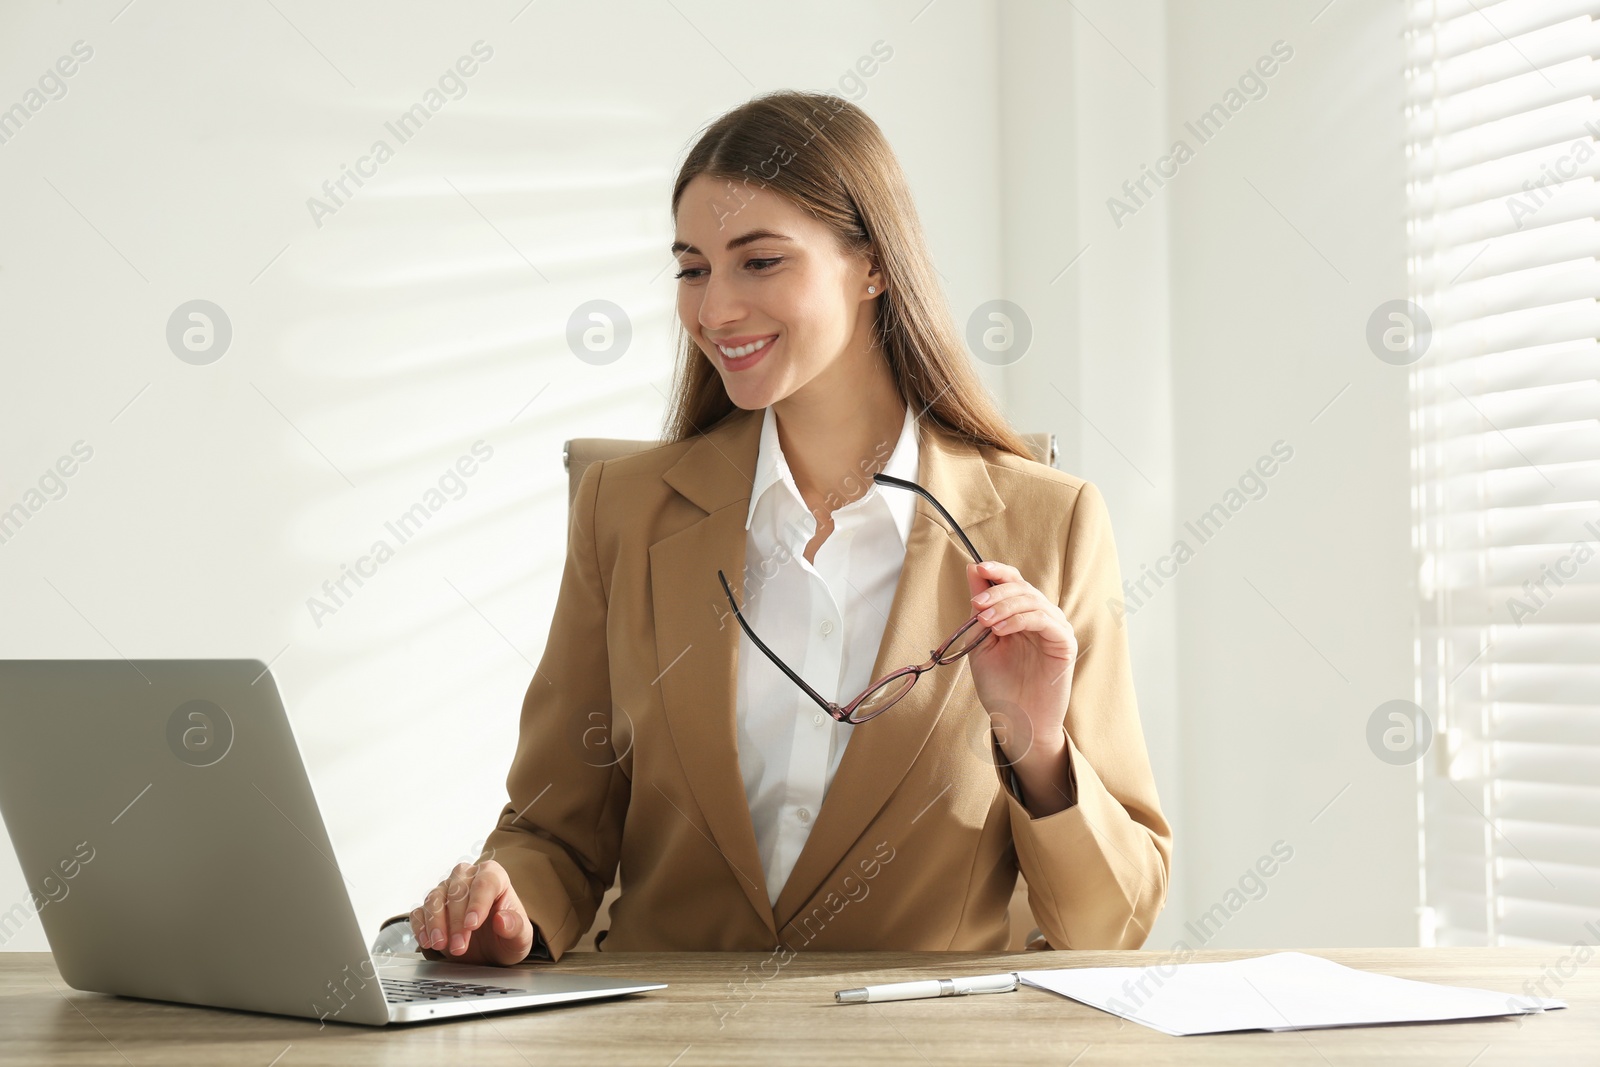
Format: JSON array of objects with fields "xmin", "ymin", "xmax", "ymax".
[{"xmin": 1014, "ymin": 951, "xmax": 1566, "ymax": 1037}]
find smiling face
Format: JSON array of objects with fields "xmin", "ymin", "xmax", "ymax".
[{"xmin": 672, "ymin": 173, "xmax": 883, "ymax": 412}]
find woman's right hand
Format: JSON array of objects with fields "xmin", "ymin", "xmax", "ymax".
[{"xmin": 410, "ymin": 859, "xmax": 537, "ymax": 966}]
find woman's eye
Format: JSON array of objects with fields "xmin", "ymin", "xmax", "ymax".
[{"xmin": 673, "ymin": 258, "xmax": 781, "ymax": 281}]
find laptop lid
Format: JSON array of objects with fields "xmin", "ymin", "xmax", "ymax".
[{"xmin": 0, "ymin": 658, "xmax": 406, "ymax": 1025}]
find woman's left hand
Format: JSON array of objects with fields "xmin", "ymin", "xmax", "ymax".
[{"xmin": 964, "ymin": 560, "xmax": 1078, "ymax": 776}]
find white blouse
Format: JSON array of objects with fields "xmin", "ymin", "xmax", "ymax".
[{"xmin": 735, "ymin": 402, "xmax": 920, "ymax": 906}]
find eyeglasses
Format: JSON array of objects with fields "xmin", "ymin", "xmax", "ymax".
[{"xmin": 716, "ymin": 472, "xmax": 997, "ymax": 725}]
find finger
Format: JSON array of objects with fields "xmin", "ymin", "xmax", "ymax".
[
  {"xmin": 422, "ymin": 885, "xmax": 448, "ymax": 950},
  {"xmin": 461, "ymin": 863, "xmax": 506, "ymax": 938},
  {"xmin": 409, "ymin": 907, "xmax": 426, "ymax": 948},
  {"xmin": 971, "ymin": 580, "xmax": 1032, "ymax": 612},
  {"xmin": 444, "ymin": 863, "xmax": 476, "ymax": 955},
  {"xmin": 992, "ymin": 607, "xmax": 1081, "ymax": 659},
  {"xmin": 991, "ymin": 608, "xmax": 1078, "ymax": 657},
  {"xmin": 978, "ymin": 592, "xmax": 1057, "ymax": 632},
  {"xmin": 975, "ymin": 559, "xmax": 1023, "ymax": 584},
  {"xmin": 485, "ymin": 879, "xmax": 535, "ymax": 965},
  {"xmin": 989, "ymin": 607, "xmax": 1070, "ymax": 643},
  {"xmin": 494, "ymin": 904, "xmax": 521, "ymax": 938},
  {"xmin": 965, "ymin": 561, "xmax": 997, "ymax": 598}
]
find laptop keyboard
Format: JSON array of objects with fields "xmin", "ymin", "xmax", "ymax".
[{"xmin": 381, "ymin": 976, "xmax": 527, "ymax": 1004}]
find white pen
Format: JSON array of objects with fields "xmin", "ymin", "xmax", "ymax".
[{"xmin": 835, "ymin": 972, "xmax": 1019, "ymax": 1004}]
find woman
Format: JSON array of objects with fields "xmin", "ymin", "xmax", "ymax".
[{"xmin": 410, "ymin": 89, "xmax": 1170, "ymax": 964}]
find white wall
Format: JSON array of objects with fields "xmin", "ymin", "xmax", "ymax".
[
  {"xmin": 1001, "ymin": 0, "xmax": 1416, "ymax": 950},
  {"xmin": 1, "ymin": 0, "xmax": 1417, "ymax": 954},
  {"xmin": 1163, "ymin": 0, "xmax": 1417, "ymax": 947}
]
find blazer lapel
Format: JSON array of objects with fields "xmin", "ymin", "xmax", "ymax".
[
  {"xmin": 648, "ymin": 408, "xmax": 778, "ymax": 937},
  {"xmin": 772, "ymin": 420, "xmax": 1006, "ymax": 929}
]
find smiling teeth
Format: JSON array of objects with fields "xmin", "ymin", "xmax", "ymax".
[{"xmin": 717, "ymin": 336, "xmax": 774, "ymax": 358}]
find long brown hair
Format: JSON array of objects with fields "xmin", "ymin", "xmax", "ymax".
[{"xmin": 661, "ymin": 89, "xmax": 1033, "ymax": 462}]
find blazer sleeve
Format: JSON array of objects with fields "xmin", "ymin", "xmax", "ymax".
[
  {"xmin": 478, "ymin": 458, "xmax": 629, "ymax": 963},
  {"xmin": 989, "ymin": 478, "xmax": 1173, "ymax": 950}
]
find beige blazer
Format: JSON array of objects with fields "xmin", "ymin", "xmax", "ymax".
[{"xmin": 483, "ymin": 406, "xmax": 1171, "ymax": 960}]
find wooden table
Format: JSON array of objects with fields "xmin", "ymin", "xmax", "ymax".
[{"xmin": 0, "ymin": 948, "xmax": 1591, "ymax": 1065}]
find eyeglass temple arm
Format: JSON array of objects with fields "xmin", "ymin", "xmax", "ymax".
[
  {"xmin": 872, "ymin": 473, "xmax": 985, "ymax": 564},
  {"xmin": 716, "ymin": 570, "xmax": 836, "ymax": 715}
]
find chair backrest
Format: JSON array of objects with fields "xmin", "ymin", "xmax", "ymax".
[{"xmin": 563, "ymin": 431, "xmax": 1057, "ymax": 510}]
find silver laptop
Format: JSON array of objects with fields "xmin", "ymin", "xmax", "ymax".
[{"xmin": 0, "ymin": 658, "xmax": 664, "ymax": 1025}]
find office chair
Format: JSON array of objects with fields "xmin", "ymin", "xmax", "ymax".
[{"xmin": 374, "ymin": 426, "xmax": 1058, "ymax": 957}]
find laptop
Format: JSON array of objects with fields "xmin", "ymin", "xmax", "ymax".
[{"xmin": 0, "ymin": 658, "xmax": 664, "ymax": 1025}]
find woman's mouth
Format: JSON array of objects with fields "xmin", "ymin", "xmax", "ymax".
[{"xmin": 714, "ymin": 334, "xmax": 777, "ymax": 371}]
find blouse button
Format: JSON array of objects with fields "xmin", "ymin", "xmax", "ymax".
[
  {"xmin": 820, "ymin": 620, "xmax": 834, "ymax": 636},
  {"xmin": 797, "ymin": 808, "xmax": 811, "ymax": 824}
]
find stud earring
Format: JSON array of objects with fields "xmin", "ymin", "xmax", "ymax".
[{"xmin": 868, "ymin": 286, "xmax": 877, "ymax": 294}]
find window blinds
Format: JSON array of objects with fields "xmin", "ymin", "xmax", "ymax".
[{"xmin": 1408, "ymin": 0, "xmax": 1600, "ymax": 947}]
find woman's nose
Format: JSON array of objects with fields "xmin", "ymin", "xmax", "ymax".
[{"xmin": 696, "ymin": 273, "xmax": 745, "ymax": 331}]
